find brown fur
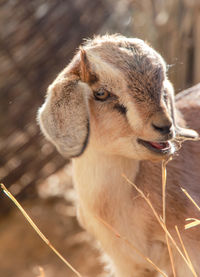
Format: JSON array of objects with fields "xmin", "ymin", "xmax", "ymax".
[{"xmin": 38, "ymin": 35, "xmax": 200, "ymax": 276}]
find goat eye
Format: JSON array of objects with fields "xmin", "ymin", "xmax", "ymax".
[{"xmin": 94, "ymin": 89, "xmax": 110, "ymax": 101}]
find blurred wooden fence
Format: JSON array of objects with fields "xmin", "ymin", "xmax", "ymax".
[
  {"xmin": 0, "ymin": 0, "xmax": 111, "ymax": 208},
  {"xmin": 129, "ymin": 0, "xmax": 200, "ymax": 92}
]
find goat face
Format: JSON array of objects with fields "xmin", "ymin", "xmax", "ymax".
[{"xmin": 38, "ymin": 35, "xmax": 198, "ymax": 161}]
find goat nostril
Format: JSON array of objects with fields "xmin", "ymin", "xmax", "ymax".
[{"xmin": 152, "ymin": 123, "xmax": 172, "ymax": 135}]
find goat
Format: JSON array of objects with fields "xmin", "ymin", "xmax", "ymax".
[{"xmin": 38, "ymin": 35, "xmax": 200, "ymax": 277}]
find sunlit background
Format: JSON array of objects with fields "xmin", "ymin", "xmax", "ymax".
[{"xmin": 0, "ymin": 1, "xmax": 200, "ymax": 276}]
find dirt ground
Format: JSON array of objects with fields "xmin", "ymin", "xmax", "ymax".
[{"xmin": 0, "ymin": 164, "xmax": 107, "ymax": 277}]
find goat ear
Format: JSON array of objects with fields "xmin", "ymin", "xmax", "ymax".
[{"xmin": 38, "ymin": 49, "xmax": 95, "ymax": 158}]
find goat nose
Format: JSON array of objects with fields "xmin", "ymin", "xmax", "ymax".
[{"xmin": 152, "ymin": 123, "xmax": 172, "ymax": 135}]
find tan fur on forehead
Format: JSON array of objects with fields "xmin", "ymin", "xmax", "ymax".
[
  {"xmin": 83, "ymin": 34, "xmax": 166, "ymax": 71},
  {"xmin": 83, "ymin": 35, "xmax": 166, "ymax": 102}
]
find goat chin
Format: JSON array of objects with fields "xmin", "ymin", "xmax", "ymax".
[{"xmin": 38, "ymin": 34, "xmax": 200, "ymax": 276}]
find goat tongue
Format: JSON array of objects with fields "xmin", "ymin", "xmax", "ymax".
[{"xmin": 149, "ymin": 141, "xmax": 168, "ymax": 150}]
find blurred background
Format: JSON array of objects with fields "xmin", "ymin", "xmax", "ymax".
[{"xmin": 0, "ymin": 0, "xmax": 200, "ymax": 276}]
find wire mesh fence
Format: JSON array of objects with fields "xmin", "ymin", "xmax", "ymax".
[{"xmin": 0, "ymin": 0, "xmax": 111, "ymax": 210}]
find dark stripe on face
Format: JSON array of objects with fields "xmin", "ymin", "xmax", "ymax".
[{"xmin": 113, "ymin": 103, "xmax": 127, "ymax": 114}]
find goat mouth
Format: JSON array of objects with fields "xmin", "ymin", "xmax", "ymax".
[{"xmin": 137, "ymin": 139, "xmax": 173, "ymax": 154}]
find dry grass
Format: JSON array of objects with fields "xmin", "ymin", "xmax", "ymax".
[
  {"xmin": 181, "ymin": 188, "xmax": 200, "ymax": 230},
  {"xmin": 162, "ymin": 160, "xmax": 176, "ymax": 276},
  {"xmin": 175, "ymin": 226, "xmax": 194, "ymax": 271},
  {"xmin": 122, "ymin": 165, "xmax": 198, "ymax": 277},
  {"xmin": 95, "ymin": 214, "xmax": 167, "ymax": 277},
  {"xmin": 1, "ymin": 152, "xmax": 200, "ymax": 276},
  {"xmin": 0, "ymin": 183, "xmax": 83, "ymax": 277}
]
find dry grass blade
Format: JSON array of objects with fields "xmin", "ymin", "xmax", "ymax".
[
  {"xmin": 185, "ymin": 218, "xmax": 200, "ymax": 229},
  {"xmin": 0, "ymin": 183, "xmax": 83, "ymax": 277},
  {"xmin": 162, "ymin": 161, "xmax": 176, "ymax": 277},
  {"xmin": 95, "ymin": 215, "xmax": 167, "ymax": 277},
  {"xmin": 122, "ymin": 174, "xmax": 197, "ymax": 276},
  {"xmin": 162, "ymin": 160, "xmax": 167, "ymax": 223},
  {"xmin": 165, "ymin": 235, "xmax": 176, "ymax": 277},
  {"xmin": 175, "ymin": 225, "xmax": 196, "ymax": 274},
  {"xmin": 181, "ymin": 188, "xmax": 200, "ymax": 212},
  {"xmin": 181, "ymin": 187, "xmax": 200, "ymax": 230}
]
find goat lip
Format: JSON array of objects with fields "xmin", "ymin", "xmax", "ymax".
[{"xmin": 137, "ymin": 139, "xmax": 172, "ymax": 154}]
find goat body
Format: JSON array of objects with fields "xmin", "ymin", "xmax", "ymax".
[{"xmin": 38, "ymin": 35, "xmax": 200, "ymax": 276}]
